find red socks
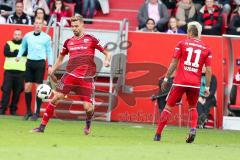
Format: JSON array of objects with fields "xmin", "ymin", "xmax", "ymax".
[
  {"xmin": 189, "ymin": 108, "xmax": 198, "ymax": 129},
  {"xmin": 156, "ymin": 109, "xmax": 172, "ymax": 135},
  {"xmin": 41, "ymin": 103, "xmax": 55, "ymax": 126}
]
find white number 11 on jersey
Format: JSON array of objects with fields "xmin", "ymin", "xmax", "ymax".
[{"xmin": 184, "ymin": 47, "xmax": 201, "ymax": 68}]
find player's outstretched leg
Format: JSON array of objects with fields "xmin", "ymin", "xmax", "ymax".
[
  {"xmin": 154, "ymin": 106, "xmax": 172, "ymax": 141},
  {"xmin": 83, "ymin": 102, "xmax": 94, "ymax": 135},
  {"xmin": 32, "ymin": 92, "xmax": 65, "ymax": 133},
  {"xmin": 32, "ymin": 103, "xmax": 55, "ymax": 133},
  {"xmin": 186, "ymin": 107, "xmax": 198, "ymax": 143}
]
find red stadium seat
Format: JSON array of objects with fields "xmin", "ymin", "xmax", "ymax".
[
  {"xmin": 64, "ymin": 2, "xmax": 76, "ymax": 17},
  {"xmin": 221, "ymin": 12, "xmax": 228, "ymax": 34}
]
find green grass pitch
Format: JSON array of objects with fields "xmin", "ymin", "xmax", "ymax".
[{"xmin": 0, "ymin": 116, "xmax": 240, "ymax": 160}]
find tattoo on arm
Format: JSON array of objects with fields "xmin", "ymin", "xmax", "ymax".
[
  {"xmin": 205, "ymin": 66, "xmax": 212, "ymax": 87},
  {"xmin": 165, "ymin": 58, "xmax": 179, "ymax": 78}
]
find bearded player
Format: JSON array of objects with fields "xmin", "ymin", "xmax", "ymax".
[
  {"xmin": 32, "ymin": 15, "xmax": 111, "ymax": 134},
  {"xmin": 154, "ymin": 21, "xmax": 212, "ymax": 143}
]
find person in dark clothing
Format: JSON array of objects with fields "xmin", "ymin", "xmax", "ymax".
[
  {"xmin": 155, "ymin": 77, "xmax": 174, "ymax": 112},
  {"xmin": 197, "ymin": 66, "xmax": 217, "ymax": 128},
  {"xmin": 198, "ymin": 0, "xmax": 222, "ymax": 36},
  {"xmin": 7, "ymin": 1, "xmax": 32, "ymax": 25},
  {"xmin": 0, "ymin": 29, "xmax": 27, "ymax": 115},
  {"xmin": 152, "ymin": 73, "xmax": 175, "ymax": 112},
  {"xmin": 228, "ymin": 5, "xmax": 240, "ymax": 35}
]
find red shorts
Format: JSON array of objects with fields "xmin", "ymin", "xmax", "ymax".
[
  {"xmin": 56, "ymin": 73, "xmax": 94, "ymax": 103},
  {"xmin": 166, "ymin": 86, "xmax": 200, "ymax": 107}
]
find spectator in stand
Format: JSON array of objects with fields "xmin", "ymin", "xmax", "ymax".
[
  {"xmin": 23, "ymin": 0, "xmax": 50, "ymax": 17},
  {"xmin": 140, "ymin": 18, "xmax": 158, "ymax": 32},
  {"xmin": 228, "ymin": 5, "xmax": 240, "ymax": 35},
  {"xmin": 166, "ymin": 17, "xmax": 185, "ymax": 34},
  {"xmin": 50, "ymin": 0, "xmax": 68, "ymax": 23},
  {"xmin": 138, "ymin": 0, "xmax": 169, "ymax": 32},
  {"xmin": 34, "ymin": 8, "xmax": 48, "ymax": 25},
  {"xmin": 82, "ymin": 0, "xmax": 96, "ymax": 23},
  {"xmin": 7, "ymin": 1, "xmax": 32, "ymax": 25},
  {"xmin": 216, "ymin": 0, "xmax": 231, "ymax": 17},
  {"xmin": 176, "ymin": 0, "xmax": 197, "ymax": 32},
  {"xmin": 162, "ymin": 0, "xmax": 177, "ymax": 10},
  {"xmin": 192, "ymin": 0, "xmax": 204, "ymax": 12},
  {"xmin": 0, "ymin": 15, "xmax": 6, "ymax": 23},
  {"xmin": 0, "ymin": 0, "xmax": 16, "ymax": 17},
  {"xmin": 198, "ymin": 0, "xmax": 222, "ymax": 36}
]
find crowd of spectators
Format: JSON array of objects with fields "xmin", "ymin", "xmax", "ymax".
[
  {"xmin": 0, "ymin": 0, "xmax": 239, "ymax": 36},
  {"xmin": 138, "ymin": 0, "xmax": 240, "ymax": 36},
  {"xmin": 0, "ymin": 0, "xmax": 110, "ymax": 25}
]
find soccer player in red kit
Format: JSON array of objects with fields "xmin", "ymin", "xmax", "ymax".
[
  {"xmin": 32, "ymin": 15, "xmax": 111, "ymax": 134},
  {"xmin": 154, "ymin": 21, "xmax": 212, "ymax": 143}
]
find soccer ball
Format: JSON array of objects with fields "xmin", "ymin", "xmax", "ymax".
[{"xmin": 36, "ymin": 84, "xmax": 52, "ymax": 99}]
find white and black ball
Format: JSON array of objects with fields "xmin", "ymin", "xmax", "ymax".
[{"xmin": 36, "ymin": 84, "xmax": 52, "ymax": 99}]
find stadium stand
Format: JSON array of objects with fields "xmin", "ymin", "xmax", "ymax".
[
  {"xmin": 91, "ymin": 0, "xmax": 142, "ymax": 30},
  {"xmin": 64, "ymin": 2, "xmax": 76, "ymax": 17}
]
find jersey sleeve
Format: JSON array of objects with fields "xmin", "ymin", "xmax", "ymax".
[
  {"xmin": 60, "ymin": 39, "xmax": 69, "ymax": 56},
  {"xmin": 17, "ymin": 34, "xmax": 28, "ymax": 58},
  {"xmin": 92, "ymin": 36, "xmax": 105, "ymax": 52},
  {"xmin": 173, "ymin": 41, "xmax": 182, "ymax": 59},
  {"xmin": 205, "ymin": 49, "xmax": 212, "ymax": 66}
]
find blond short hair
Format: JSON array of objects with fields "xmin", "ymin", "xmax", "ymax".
[
  {"xmin": 70, "ymin": 15, "xmax": 84, "ymax": 22},
  {"xmin": 187, "ymin": 21, "xmax": 202, "ymax": 38}
]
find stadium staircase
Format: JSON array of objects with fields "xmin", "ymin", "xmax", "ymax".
[{"xmin": 85, "ymin": 0, "xmax": 143, "ymax": 30}]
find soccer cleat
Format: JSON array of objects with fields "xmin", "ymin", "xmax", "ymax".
[
  {"xmin": 31, "ymin": 127, "xmax": 44, "ymax": 133},
  {"xmin": 84, "ymin": 119, "xmax": 92, "ymax": 135},
  {"xmin": 83, "ymin": 127, "xmax": 91, "ymax": 135},
  {"xmin": 153, "ymin": 134, "xmax": 161, "ymax": 141},
  {"xmin": 186, "ymin": 128, "xmax": 196, "ymax": 143},
  {"xmin": 23, "ymin": 113, "xmax": 32, "ymax": 120},
  {"xmin": 30, "ymin": 114, "xmax": 39, "ymax": 121}
]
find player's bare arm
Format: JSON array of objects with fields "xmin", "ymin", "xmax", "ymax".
[
  {"xmin": 161, "ymin": 58, "xmax": 179, "ymax": 91},
  {"xmin": 49, "ymin": 54, "xmax": 65, "ymax": 76},
  {"xmin": 102, "ymin": 49, "xmax": 111, "ymax": 67},
  {"xmin": 204, "ymin": 66, "xmax": 212, "ymax": 97}
]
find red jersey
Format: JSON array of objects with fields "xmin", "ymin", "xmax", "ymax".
[
  {"xmin": 173, "ymin": 38, "xmax": 212, "ymax": 88},
  {"xmin": 60, "ymin": 34, "xmax": 105, "ymax": 77}
]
